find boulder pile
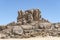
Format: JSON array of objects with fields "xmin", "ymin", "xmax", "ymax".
[{"xmin": 0, "ymin": 9, "xmax": 60, "ymax": 39}]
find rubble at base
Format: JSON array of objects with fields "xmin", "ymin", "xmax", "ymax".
[{"xmin": 0, "ymin": 9, "xmax": 60, "ymax": 39}]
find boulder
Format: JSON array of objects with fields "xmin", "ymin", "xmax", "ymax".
[
  {"xmin": 33, "ymin": 9, "xmax": 41, "ymax": 21},
  {"xmin": 12, "ymin": 26, "xmax": 23, "ymax": 35},
  {"xmin": 17, "ymin": 10, "xmax": 23, "ymax": 25},
  {"xmin": 27, "ymin": 13, "xmax": 33, "ymax": 23},
  {"xmin": 39, "ymin": 22, "xmax": 51, "ymax": 29},
  {"xmin": 0, "ymin": 33, "xmax": 7, "ymax": 39},
  {"xmin": 21, "ymin": 25, "xmax": 35, "ymax": 30},
  {"xmin": 22, "ymin": 18, "xmax": 27, "ymax": 25}
]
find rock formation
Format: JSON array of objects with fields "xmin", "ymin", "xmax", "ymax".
[{"xmin": 0, "ymin": 9, "xmax": 60, "ymax": 39}]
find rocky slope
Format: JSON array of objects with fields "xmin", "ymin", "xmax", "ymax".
[{"xmin": 0, "ymin": 9, "xmax": 60, "ymax": 39}]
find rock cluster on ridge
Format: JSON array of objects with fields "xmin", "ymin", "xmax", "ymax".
[{"xmin": 0, "ymin": 9, "xmax": 60, "ymax": 39}]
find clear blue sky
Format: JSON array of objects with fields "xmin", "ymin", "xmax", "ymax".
[{"xmin": 0, "ymin": 0, "xmax": 60, "ymax": 25}]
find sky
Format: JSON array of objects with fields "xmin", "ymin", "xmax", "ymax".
[{"xmin": 0, "ymin": 0, "xmax": 60, "ymax": 25}]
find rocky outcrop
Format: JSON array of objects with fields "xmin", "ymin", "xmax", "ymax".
[
  {"xmin": 0, "ymin": 9, "xmax": 60, "ymax": 39},
  {"xmin": 17, "ymin": 9, "xmax": 42, "ymax": 25}
]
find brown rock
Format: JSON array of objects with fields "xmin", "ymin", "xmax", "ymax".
[
  {"xmin": 17, "ymin": 10, "xmax": 23, "ymax": 25},
  {"xmin": 33, "ymin": 9, "xmax": 41, "ymax": 21}
]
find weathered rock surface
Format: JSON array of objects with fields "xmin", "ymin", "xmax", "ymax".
[
  {"xmin": 0, "ymin": 9, "xmax": 60, "ymax": 39},
  {"xmin": 12, "ymin": 26, "xmax": 23, "ymax": 35}
]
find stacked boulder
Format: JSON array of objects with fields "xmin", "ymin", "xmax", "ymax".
[
  {"xmin": 17, "ymin": 9, "xmax": 42, "ymax": 25},
  {"xmin": 0, "ymin": 9, "xmax": 60, "ymax": 39}
]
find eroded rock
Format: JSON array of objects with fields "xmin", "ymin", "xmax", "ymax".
[{"xmin": 0, "ymin": 9, "xmax": 60, "ymax": 39}]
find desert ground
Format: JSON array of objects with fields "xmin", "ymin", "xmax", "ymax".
[{"xmin": 0, "ymin": 36, "xmax": 60, "ymax": 40}]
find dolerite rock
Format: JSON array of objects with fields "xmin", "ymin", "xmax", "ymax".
[
  {"xmin": 21, "ymin": 24, "xmax": 35, "ymax": 30},
  {"xmin": 6, "ymin": 22, "xmax": 16, "ymax": 26},
  {"xmin": 0, "ymin": 33, "xmax": 7, "ymax": 39},
  {"xmin": 1, "ymin": 9, "xmax": 60, "ymax": 38},
  {"xmin": 2, "ymin": 29, "xmax": 11, "ymax": 34},
  {"xmin": 39, "ymin": 22, "xmax": 51, "ymax": 29},
  {"xmin": 12, "ymin": 26, "xmax": 23, "ymax": 35},
  {"xmin": 25, "ymin": 9, "xmax": 41, "ymax": 21},
  {"xmin": 17, "ymin": 10, "xmax": 23, "ymax": 25},
  {"xmin": 27, "ymin": 13, "xmax": 33, "ymax": 23},
  {"xmin": 0, "ymin": 25, "xmax": 7, "ymax": 31},
  {"xmin": 33, "ymin": 9, "xmax": 41, "ymax": 21},
  {"xmin": 17, "ymin": 9, "xmax": 41, "ymax": 25},
  {"xmin": 22, "ymin": 18, "xmax": 27, "ymax": 25}
]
